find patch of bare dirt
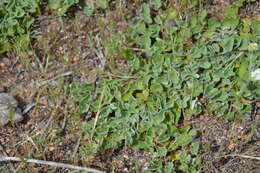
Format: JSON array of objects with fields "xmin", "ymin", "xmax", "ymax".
[
  {"xmin": 86, "ymin": 146, "xmax": 150, "ymax": 172},
  {"xmin": 238, "ymin": 0, "xmax": 260, "ymax": 18},
  {"xmin": 192, "ymin": 113, "xmax": 260, "ymax": 173}
]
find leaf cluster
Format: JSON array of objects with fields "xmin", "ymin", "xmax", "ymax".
[
  {"xmin": 0, "ymin": 0, "xmax": 39, "ymax": 53},
  {"xmin": 48, "ymin": 0, "xmax": 79, "ymax": 16},
  {"xmin": 83, "ymin": 0, "xmax": 110, "ymax": 16},
  {"xmin": 73, "ymin": 1, "xmax": 260, "ymax": 172}
]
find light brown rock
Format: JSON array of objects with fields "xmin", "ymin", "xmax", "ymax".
[{"xmin": 0, "ymin": 93, "xmax": 23, "ymax": 126}]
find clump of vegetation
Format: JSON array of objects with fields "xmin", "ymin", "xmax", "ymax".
[
  {"xmin": 72, "ymin": 1, "xmax": 260, "ymax": 172},
  {"xmin": 48, "ymin": 0, "xmax": 79, "ymax": 16},
  {"xmin": 83, "ymin": 0, "xmax": 109, "ymax": 16},
  {"xmin": 0, "ymin": 0, "xmax": 39, "ymax": 53},
  {"xmin": 0, "ymin": 0, "xmax": 80, "ymax": 54}
]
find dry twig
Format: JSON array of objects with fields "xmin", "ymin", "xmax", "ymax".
[
  {"xmin": 0, "ymin": 156, "xmax": 105, "ymax": 173},
  {"xmin": 22, "ymin": 103, "xmax": 37, "ymax": 115},
  {"xmin": 38, "ymin": 70, "xmax": 75, "ymax": 87},
  {"xmin": 91, "ymin": 84, "xmax": 106, "ymax": 139},
  {"xmin": 72, "ymin": 133, "xmax": 81, "ymax": 158},
  {"xmin": 229, "ymin": 154, "xmax": 260, "ymax": 160},
  {"xmin": 220, "ymin": 154, "xmax": 260, "ymax": 161}
]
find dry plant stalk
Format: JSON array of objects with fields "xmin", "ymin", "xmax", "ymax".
[{"xmin": 0, "ymin": 156, "xmax": 105, "ymax": 173}]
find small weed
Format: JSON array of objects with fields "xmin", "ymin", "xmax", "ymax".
[
  {"xmin": 0, "ymin": 0, "xmax": 80, "ymax": 55},
  {"xmin": 83, "ymin": 0, "xmax": 109, "ymax": 16},
  {"xmin": 0, "ymin": 0, "xmax": 39, "ymax": 53},
  {"xmin": 48, "ymin": 0, "xmax": 79, "ymax": 16}
]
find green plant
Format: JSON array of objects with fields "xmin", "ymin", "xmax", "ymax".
[
  {"xmin": 0, "ymin": 0, "xmax": 39, "ymax": 54},
  {"xmin": 73, "ymin": 0, "xmax": 260, "ymax": 172},
  {"xmin": 83, "ymin": 0, "xmax": 110, "ymax": 16},
  {"xmin": 48, "ymin": 0, "xmax": 79, "ymax": 16}
]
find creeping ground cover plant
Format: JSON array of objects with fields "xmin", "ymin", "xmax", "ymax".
[
  {"xmin": 0, "ymin": 0, "xmax": 79, "ymax": 54},
  {"xmin": 72, "ymin": 1, "xmax": 260, "ymax": 172},
  {"xmin": 0, "ymin": 0, "xmax": 40, "ymax": 54}
]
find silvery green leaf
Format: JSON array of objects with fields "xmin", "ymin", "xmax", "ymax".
[{"xmin": 141, "ymin": 3, "xmax": 152, "ymax": 24}]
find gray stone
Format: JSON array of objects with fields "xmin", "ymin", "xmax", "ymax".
[{"xmin": 0, "ymin": 93, "xmax": 23, "ymax": 126}]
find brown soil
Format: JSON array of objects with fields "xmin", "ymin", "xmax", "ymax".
[{"xmin": 192, "ymin": 115, "xmax": 260, "ymax": 173}]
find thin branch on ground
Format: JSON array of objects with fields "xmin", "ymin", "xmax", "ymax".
[
  {"xmin": 34, "ymin": 54, "xmax": 44, "ymax": 69},
  {"xmin": 38, "ymin": 70, "xmax": 75, "ymax": 87},
  {"xmin": 203, "ymin": 49, "xmax": 260, "ymax": 60},
  {"xmin": 0, "ymin": 156, "xmax": 105, "ymax": 173},
  {"xmin": 121, "ymin": 46, "xmax": 144, "ymax": 52},
  {"xmin": 22, "ymin": 103, "xmax": 37, "ymax": 115},
  {"xmin": 91, "ymin": 84, "xmax": 106, "ymax": 139},
  {"xmin": 60, "ymin": 110, "xmax": 67, "ymax": 136},
  {"xmin": 220, "ymin": 154, "xmax": 260, "ymax": 161},
  {"xmin": 203, "ymin": 50, "xmax": 245, "ymax": 59},
  {"xmin": 72, "ymin": 132, "xmax": 81, "ymax": 158},
  {"xmin": 224, "ymin": 52, "xmax": 244, "ymax": 70}
]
